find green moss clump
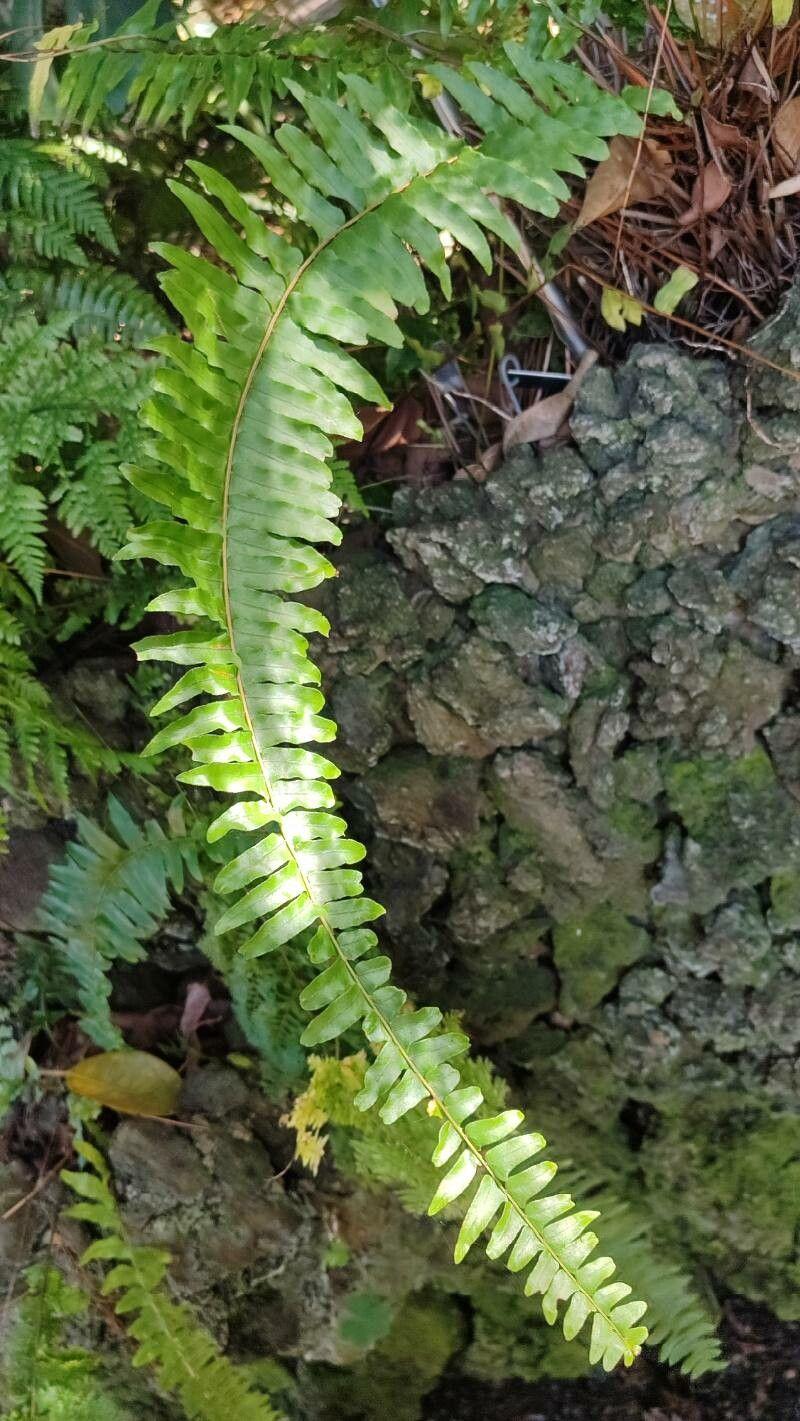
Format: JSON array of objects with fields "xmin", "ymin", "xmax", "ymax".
[
  {"xmin": 665, "ymin": 747, "xmax": 775, "ymax": 837},
  {"xmin": 306, "ymin": 1291, "xmax": 464, "ymax": 1421},
  {"xmin": 644, "ymin": 1103, "xmax": 800, "ymax": 1320},
  {"xmin": 553, "ymin": 903, "xmax": 649, "ymax": 1016}
]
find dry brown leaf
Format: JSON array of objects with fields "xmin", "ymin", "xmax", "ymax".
[
  {"xmin": 773, "ymin": 97, "xmax": 800, "ymax": 173},
  {"xmin": 503, "ymin": 353, "xmax": 597, "ymax": 453},
  {"xmin": 702, "ymin": 110, "xmax": 749, "ymax": 151},
  {"xmin": 739, "ymin": 48, "xmax": 778, "ymax": 102},
  {"xmin": 66, "ymin": 1049, "xmax": 182, "ymax": 1117},
  {"xmin": 180, "ymin": 982, "xmax": 212, "ymax": 1038},
  {"xmin": 768, "ymin": 173, "xmax": 800, "ymax": 199},
  {"xmin": 708, "ymin": 225, "xmax": 731, "ymax": 260},
  {"xmin": 678, "ymin": 160, "xmax": 732, "ymax": 225},
  {"xmin": 675, "ymin": 0, "xmax": 768, "ymax": 43},
  {"xmin": 575, "ymin": 136, "xmax": 673, "ymax": 230}
]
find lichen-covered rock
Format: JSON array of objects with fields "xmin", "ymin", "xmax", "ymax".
[{"xmin": 313, "ymin": 333, "xmax": 800, "ymax": 1331}]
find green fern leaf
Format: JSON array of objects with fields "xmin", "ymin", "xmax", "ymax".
[
  {"xmin": 4, "ymin": 264, "xmax": 169, "ymax": 344},
  {"xmin": 62, "ymin": 1140, "xmax": 283, "ymax": 1421},
  {"xmin": 2, "ymin": 1262, "xmax": 133, "ymax": 1420},
  {"xmin": 0, "ymin": 139, "xmax": 116, "ymax": 263},
  {"xmin": 121, "ymin": 56, "xmax": 648, "ymax": 1368},
  {"xmin": 38, "ymin": 796, "xmax": 202, "ymax": 1048}
]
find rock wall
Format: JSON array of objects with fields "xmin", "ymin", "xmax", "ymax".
[
  {"xmin": 315, "ymin": 312, "xmax": 800, "ymax": 1323},
  {"xmin": 5, "ymin": 317, "xmax": 800, "ymax": 1419}
]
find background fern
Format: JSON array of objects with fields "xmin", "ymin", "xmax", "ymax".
[
  {"xmin": 0, "ymin": 141, "xmax": 169, "ymax": 815},
  {"xmin": 61, "ymin": 1138, "xmax": 283, "ymax": 1421},
  {"xmin": 0, "ymin": 139, "xmax": 116, "ymax": 264},
  {"xmin": 33, "ymin": 795, "xmax": 310, "ymax": 1095},
  {"xmin": 37, "ymin": 795, "xmax": 204, "ymax": 1048},
  {"xmin": 0, "ymin": 1262, "xmax": 134, "ymax": 1421}
]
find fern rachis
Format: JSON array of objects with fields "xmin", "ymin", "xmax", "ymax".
[{"xmin": 122, "ymin": 49, "xmax": 649, "ymax": 1368}]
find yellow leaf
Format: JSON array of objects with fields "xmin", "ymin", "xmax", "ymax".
[
  {"xmin": 66, "ymin": 1050, "xmax": 182, "ymax": 1117},
  {"xmin": 653, "ymin": 265, "xmax": 699, "ymax": 315},
  {"xmin": 773, "ymin": 0, "xmax": 793, "ymax": 25},
  {"xmin": 419, "ymin": 72, "xmax": 443, "ymax": 101},
  {"xmin": 601, "ymin": 286, "xmax": 643, "ymax": 332},
  {"xmin": 29, "ymin": 23, "xmax": 82, "ymax": 136}
]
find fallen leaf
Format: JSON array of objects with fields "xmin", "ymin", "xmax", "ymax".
[
  {"xmin": 773, "ymin": 97, "xmax": 800, "ymax": 173},
  {"xmin": 575, "ymin": 136, "xmax": 673, "ymax": 229},
  {"xmin": 678, "ymin": 160, "xmax": 732, "ymax": 225},
  {"xmin": 180, "ymin": 982, "xmax": 212, "ymax": 1038},
  {"xmin": 708, "ymin": 226, "xmax": 731, "ymax": 260},
  {"xmin": 773, "ymin": 0, "xmax": 793, "ymax": 25},
  {"xmin": 702, "ymin": 111, "xmax": 748, "ymax": 151},
  {"xmin": 66, "ymin": 1050, "xmax": 182, "ymax": 1117},
  {"xmin": 503, "ymin": 352, "xmax": 597, "ymax": 452},
  {"xmin": 768, "ymin": 173, "xmax": 800, "ymax": 198},
  {"xmin": 738, "ymin": 48, "xmax": 778, "ymax": 103},
  {"xmin": 601, "ymin": 286, "xmax": 644, "ymax": 333},
  {"xmin": 653, "ymin": 265, "xmax": 699, "ymax": 314},
  {"xmin": 675, "ymin": 0, "xmax": 768, "ymax": 43}
]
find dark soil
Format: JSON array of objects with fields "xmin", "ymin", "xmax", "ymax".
[{"xmin": 427, "ymin": 1300, "xmax": 800, "ymax": 1421}]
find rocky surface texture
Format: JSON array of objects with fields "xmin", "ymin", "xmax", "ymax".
[
  {"xmin": 4, "ymin": 317, "xmax": 800, "ymax": 1419},
  {"xmin": 315, "ymin": 314, "xmax": 800, "ymax": 1332}
]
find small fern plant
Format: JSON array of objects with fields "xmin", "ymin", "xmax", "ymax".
[
  {"xmin": 62, "ymin": 1138, "xmax": 283, "ymax": 1421},
  {"xmin": 0, "ymin": 140, "xmax": 169, "ymax": 815},
  {"xmin": 1, "ymin": 1261, "xmax": 132, "ymax": 1420},
  {"xmin": 37, "ymin": 795, "xmax": 204, "ymax": 1049},
  {"xmin": 121, "ymin": 44, "xmax": 649, "ymax": 1368}
]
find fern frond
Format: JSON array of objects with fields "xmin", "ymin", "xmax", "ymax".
[
  {"xmin": 0, "ymin": 642, "xmax": 125, "ymax": 810},
  {"xmin": 121, "ymin": 52, "xmax": 648, "ymax": 1369},
  {"xmin": 61, "ymin": 1140, "xmax": 283, "ymax": 1421},
  {"xmin": 4, "ymin": 265, "xmax": 169, "ymax": 344},
  {"xmin": 565, "ymin": 1173, "xmax": 725, "ymax": 1379},
  {"xmin": 0, "ymin": 139, "xmax": 116, "ymax": 263},
  {"xmin": 39, "ymin": 796, "xmax": 202, "ymax": 1049},
  {"xmin": 2, "ymin": 1262, "xmax": 132, "ymax": 1420},
  {"xmin": 57, "ymin": 6, "xmax": 292, "ymax": 136},
  {"xmin": 0, "ymin": 470, "xmax": 47, "ymax": 599},
  {"xmin": 291, "ymin": 1055, "xmax": 725, "ymax": 1379}
]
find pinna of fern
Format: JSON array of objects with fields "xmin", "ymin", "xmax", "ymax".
[{"xmin": 120, "ymin": 48, "xmax": 648, "ymax": 1369}]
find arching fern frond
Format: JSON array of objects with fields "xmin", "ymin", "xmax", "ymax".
[
  {"xmin": 62, "ymin": 1139, "xmax": 283, "ymax": 1421},
  {"xmin": 288, "ymin": 1054, "xmax": 724, "ymax": 1379},
  {"xmin": 121, "ymin": 54, "xmax": 648, "ymax": 1369},
  {"xmin": 38, "ymin": 796, "xmax": 202, "ymax": 1049}
]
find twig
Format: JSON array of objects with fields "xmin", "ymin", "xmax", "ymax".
[
  {"xmin": 1, "ymin": 1157, "xmax": 68, "ymax": 1220},
  {"xmin": 613, "ymin": 0, "xmax": 674, "ymax": 270}
]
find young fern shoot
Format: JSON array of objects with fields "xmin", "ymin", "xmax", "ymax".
[{"xmin": 121, "ymin": 51, "xmax": 649, "ymax": 1368}]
